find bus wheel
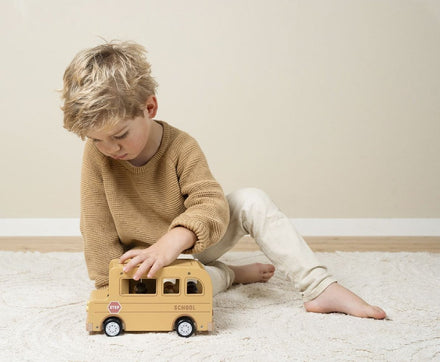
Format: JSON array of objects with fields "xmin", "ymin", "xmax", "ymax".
[
  {"xmin": 104, "ymin": 317, "xmax": 122, "ymax": 337},
  {"xmin": 176, "ymin": 317, "xmax": 195, "ymax": 338}
]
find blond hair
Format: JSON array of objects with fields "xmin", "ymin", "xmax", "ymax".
[{"xmin": 61, "ymin": 41, "xmax": 158, "ymax": 139}]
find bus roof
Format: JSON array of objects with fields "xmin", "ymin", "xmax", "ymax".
[{"xmin": 109, "ymin": 258, "xmax": 205, "ymax": 275}]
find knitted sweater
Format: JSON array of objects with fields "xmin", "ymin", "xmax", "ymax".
[{"xmin": 80, "ymin": 121, "xmax": 230, "ymax": 288}]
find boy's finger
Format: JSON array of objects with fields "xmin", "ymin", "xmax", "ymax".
[
  {"xmin": 123, "ymin": 254, "xmax": 144, "ymax": 273},
  {"xmin": 134, "ymin": 260, "xmax": 153, "ymax": 281},
  {"xmin": 147, "ymin": 260, "xmax": 164, "ymax": 279},
  {"xmin": 120, "ymin": 249, "xmax": 140, "ymax": 263}
]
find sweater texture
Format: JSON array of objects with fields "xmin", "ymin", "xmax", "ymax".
[{"xmin": 80, "ymin": 121, "xmax": 230, "ymax": 288}]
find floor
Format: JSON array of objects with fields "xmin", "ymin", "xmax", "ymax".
[
  {"xmin": 1, "ymin": 236, "xmax": 439, "ymax": 252},
  {"xmin": 3, "ymin": 251, "xmax": 439, "ymax": 360}
]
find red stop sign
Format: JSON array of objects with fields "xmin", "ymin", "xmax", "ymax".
[{"xmin": 108, "ymin": 301, "xmax": 122, "ymax": 314}]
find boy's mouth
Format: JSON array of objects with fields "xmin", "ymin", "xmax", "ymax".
[{"xmin": 113, "ymin": 153, "xmax": 128, "ymax": 160}]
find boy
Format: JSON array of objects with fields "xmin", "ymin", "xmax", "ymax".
[{"xmin": 62, "ymin": 41, "xmax": 385, "ymax": 319}]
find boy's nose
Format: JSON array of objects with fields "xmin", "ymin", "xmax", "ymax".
[{"xmin": 103, "ymin": 141, "xmax": 121, "ymax": 154}]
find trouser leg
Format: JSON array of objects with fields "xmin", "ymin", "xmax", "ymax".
[
  {"xmin": 203, "ymin": 261, "xmax": 235, "ymax": 296},
  {"xmin": 196, "ymin": 188, "xmax": 336, "ymax": 301},
  {"xmin": 194, "ymin": 190, "xmax": 252, "ymax": 296}
]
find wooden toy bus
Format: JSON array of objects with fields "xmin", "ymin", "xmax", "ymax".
[{"xmin": 86, "ymin": 258, "xmax": 213, "ymax": 337}]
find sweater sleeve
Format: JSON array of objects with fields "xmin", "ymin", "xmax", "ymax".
[
  {"xmin": 169, "ymin": 134, "xmax": 230, "ymax": 254},
  {"xmin": 80, "ymin": 140, "xmax": 125, "ymax": 289}
]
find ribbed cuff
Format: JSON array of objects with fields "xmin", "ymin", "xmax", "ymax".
[{"xmin": 169, "ymin": 217, "xmax": 211, "ymax": 254}]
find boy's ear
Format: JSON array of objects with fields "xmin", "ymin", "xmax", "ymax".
[{"xmin": 145, "ymin": 95, "xmax": 158, "ymax": 118}]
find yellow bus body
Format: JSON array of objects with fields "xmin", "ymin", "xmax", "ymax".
[{"xmin": 86, "ymin": 258, "xmax": 213, "ymax": 336}]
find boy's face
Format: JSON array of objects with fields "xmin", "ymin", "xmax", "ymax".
[{"xmin": 86, "ymin": 96, "xmax": 159, "ymax": 166}]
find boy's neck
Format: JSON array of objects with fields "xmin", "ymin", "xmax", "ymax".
[{"xmin": 129, "ymin": 120, "xmax": 163, "ymax": 167}]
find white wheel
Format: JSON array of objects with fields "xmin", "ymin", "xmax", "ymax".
[
  {"xmin": 104, "ymin": 318, "xmax": 122, "ymax": 337},
  {"xmin": 176, "ymin": 318, "xmax": 195, "ymax": 338}
]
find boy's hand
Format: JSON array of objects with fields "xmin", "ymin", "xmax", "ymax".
[{"xmin": 119, "ymin": 227, "xmax": 197, "ymax": 280}]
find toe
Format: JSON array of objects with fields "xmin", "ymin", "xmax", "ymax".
[{"xmin": 371, "ymin": 306, "xmax": 387, "ymax": 319}]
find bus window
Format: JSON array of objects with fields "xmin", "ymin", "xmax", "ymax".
[
  {"xmin": 163, "ymin": 279, "xmax": 180, "ymax": 294},
  {"xmin": 121, "ymin": 278, "xmax": 157, "ymax": 295},
  {"xmin": 186, "ymin": 279, "xmax": 203, "ymax": 294}
]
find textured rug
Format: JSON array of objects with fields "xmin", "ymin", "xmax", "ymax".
[{"xmin": 0, "ymin": 250, "xmax": 439, "ymax": 361}]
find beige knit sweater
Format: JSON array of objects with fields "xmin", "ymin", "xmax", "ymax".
[{"xmin": 80, "ymin": 121, "xmax": 230, "ymax": 288}]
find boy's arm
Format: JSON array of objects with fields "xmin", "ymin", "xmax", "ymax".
[
  {"xmin": 120, "ymin": 133, "xmax": 229, "ymax": 278},
  {"xmin": 169, "ymin": 134, "xmax": 230, "ymax": 254},
  {"xmin": 81, "ymin": 141, "xmax": 125, "ymax": 288}
]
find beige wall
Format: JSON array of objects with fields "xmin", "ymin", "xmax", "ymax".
[{"xmin": 1, "ymin": 0, "xmax": 439, "ymax": 218}]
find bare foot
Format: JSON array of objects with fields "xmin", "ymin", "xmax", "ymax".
[
  {"xmin": 304, "ymin": 282, "xmax": 386, "ymax": 319},
  {"xmin": 228, "ymin": 263, "xmax": 275, "ymax": 284}
]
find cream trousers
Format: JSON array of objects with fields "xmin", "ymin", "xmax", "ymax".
[{"xmin": 195, "ymin": 188, "xmax": 336, "ymax": 302}]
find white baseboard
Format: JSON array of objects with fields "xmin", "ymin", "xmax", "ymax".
[
  {"xmin": 0, "ymin": 218, "xmax": 81, "ymax": 236},
  {"xmin": 293, "ymin": 218, "xmax": 440, "ymax": 236},
  {"xmin": 1, "ymin": 218, "xmax": 439, "ymax": 237}
]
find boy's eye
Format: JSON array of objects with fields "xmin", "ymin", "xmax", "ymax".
[{"xmin": 114, "ymin": 131, "xmax": 129, "ymax": 140}]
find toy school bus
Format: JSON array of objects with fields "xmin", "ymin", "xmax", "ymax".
[{"xmin": 86, "ymin": 258, "xmax": 213, "ymax": 337}]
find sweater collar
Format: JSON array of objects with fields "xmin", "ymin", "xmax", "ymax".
[{"xmin": 119, "ymin": 120, "xmax": 170, "ymax": 174}]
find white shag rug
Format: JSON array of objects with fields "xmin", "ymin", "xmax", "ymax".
[{"xmin": 1, "ymin": 250, "xmax": 439, "ymax": 361}]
